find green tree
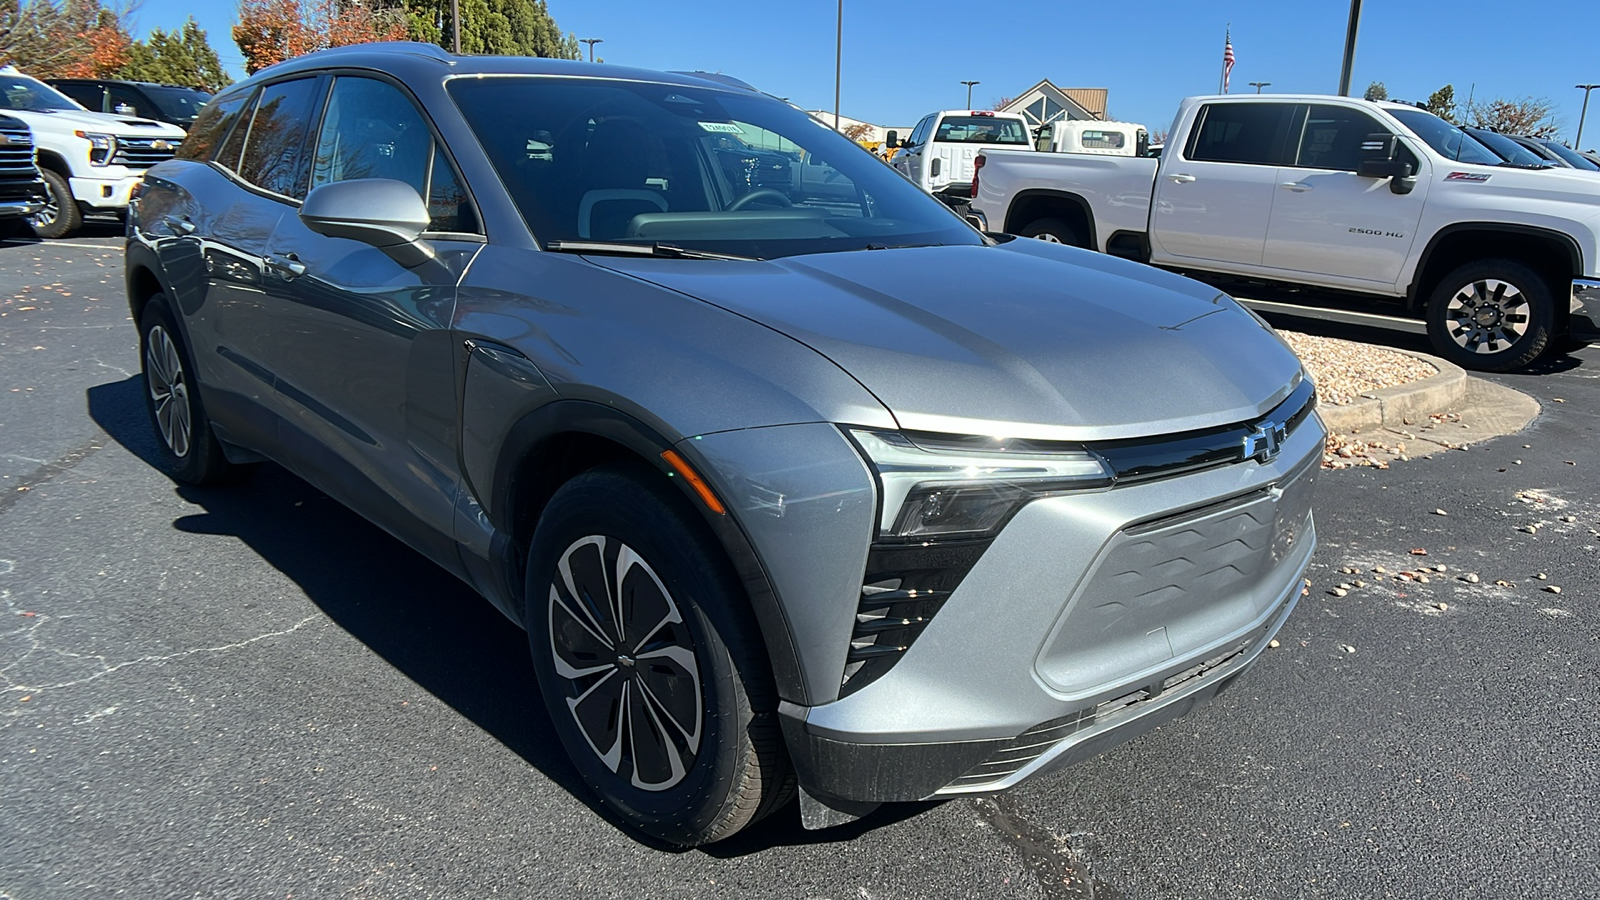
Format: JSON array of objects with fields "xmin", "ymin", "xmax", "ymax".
[
  {"xmin": 415, "ymin": 0, "xmax": 579, "ymax": 58},
  {"xmin": 1422, "ymin": 84, "xmax": 1456, "ymax": 123},
  {"xmin": 120, "ymin": 19, "xmax": 232, "ymax": 92},
  {"xmin": 1363, "ymin": 80, "xmax": 1387, "ymax": 102}
]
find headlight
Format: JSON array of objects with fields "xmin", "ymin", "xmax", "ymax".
[
  {"xmin": 74, "ymin": 130, "xmax": 116, "ymax": 166},
  {"xmin": 849, "ymin": 429, "xmax": 1112, "ymax": 541}
]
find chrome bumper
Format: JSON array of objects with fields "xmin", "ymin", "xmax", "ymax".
[
  {"xmin": 0, "ymin": 200, "xmax": 44, "ymax": 218},
  {"xmin": 1572, "ymin": 278, "xmax": 1600, "ymax": 342}
]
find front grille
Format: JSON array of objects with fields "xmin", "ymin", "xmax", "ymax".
[
  {"xmin": 111, "ymin": 137, "xmax": 178, "ymax": 169},
  {"xmin": 945, "ymin": 630, "xmax": 1262, "ymax": 791},
  {"xmin": 0, "ymin": 126, "xmax": 34, "ymax": 180}
]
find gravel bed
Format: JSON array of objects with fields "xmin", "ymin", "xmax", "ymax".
[{"xmin": 1280, "ymin": 330, "xmax": 1437, "ymax": 405}]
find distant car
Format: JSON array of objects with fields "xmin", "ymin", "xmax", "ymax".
[
  {"xmin": 0, "ymin": 112, "xmax": 49, "ymax": 239},
  {"xmin": 47, "ymin": 78, "xmax": 211, "ymax": 131},
  {"xmin": 1461, "ymin": 126, "xmax": 1560, "ymax": 169},
  {"xmin": 126, "ymin": 42, "xmax": 1321, "ymax": 846},
  {"xmin": 1521, "ymin": 136, "xmax": 1600, "ymax": 172}
]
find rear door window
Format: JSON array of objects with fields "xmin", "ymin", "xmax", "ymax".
[
  {"xmin": 55, "ymin": 82, "xmax": 105, "ymax": 111},
  {"xmin": 236, "ymin": 77, "xmax": 325, "ymax": 200},
  {"xmin": 1185, "ymin": 103, "xmax": 1293, "ymax": 165}
]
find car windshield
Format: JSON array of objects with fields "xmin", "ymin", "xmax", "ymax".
[
  {"xmin": 143, "ymin": 85, "xmax": 210, "ymax": 121},
  {"xmin": 0, "ymin": 72, "xmax": 83, "ymax": 112},
  {"xmin": 449, "ymin": 76, "xmax": 982, "ymax": 259},
  {"xmin": 934, "ymin": 116, "xmax": 1029, "ymax": 144},
  {"xmin": 1387, "ymin": 109, "xmax": 1501, "ymax": 166},
  {"xmin": 1536, "ymin": 139, "xmax": 1600, "ymax": 171},
  {"xmin": 1466, "ymin": 128, "xmax": 1551, "ymax": 167}
]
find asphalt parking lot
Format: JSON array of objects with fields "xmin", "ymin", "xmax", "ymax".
[{"xmin": 2, "ymin": 230, "xmax": 1596, "ymax": 899}]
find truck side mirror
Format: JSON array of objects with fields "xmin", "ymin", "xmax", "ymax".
[
  {"xmin": 884, "ymin": 131, "xmax": 898, "ymax": 149},
  {"xmin": 1356, "ymin": 132, "xmax": 1407, "ymax": 179}
]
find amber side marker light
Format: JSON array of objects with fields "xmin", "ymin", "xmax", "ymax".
[{"xmin": 660, "ymin": 449, "xmax": 727, "ymax": 515}]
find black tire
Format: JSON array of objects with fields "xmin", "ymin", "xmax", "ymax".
[
  {"xmin": 525, "ymin": 464, "xmax": 793, "ymax": 846},
  {"xmin": 1019, "ymin": 216, "xmax": 1085, "ymax": 247},
  {"xmin": 1425, "ymin": 259, "xmax": 1554, "ymax": 372},
  {"xmin": 30, "ymin": 168, "xmax": 82, "ymax": 240},
  {"xmin": 138, "ymin": 296, "xmax": 247, "ymax": 485}
]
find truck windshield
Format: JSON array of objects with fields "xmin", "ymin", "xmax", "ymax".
[
  {"xmin": 934, "ymin": 116, "xmax": 1029, "ymax": 144},
  {"xmin": 449, "ymin": 76, "xmax": 982, "ymax": 260},
  {"xmin": 0, "ymin": 72, "xmax": 83, "ymax": 112},
  {"xmin": 144, "ymin": 85, "xmax": 211, "ymax": 122},
  {"xmin": 1387, "ymin": 109, "xmax": 1500, "ymax": 166}
]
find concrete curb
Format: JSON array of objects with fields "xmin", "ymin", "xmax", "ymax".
[{"xmin": 1316, "ymin": 350, "xmax": 1469, "ymax": 434}]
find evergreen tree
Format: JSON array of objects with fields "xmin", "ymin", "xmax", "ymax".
[
  {"xmin": 420, "ymin": 0, "xmax": 580, "ymax": 58},
  {"xmin": 1423, "ymin": 85, "xmax": 1457, "ymax": 123},
  {"xmin": 120, "ymin": 19, "xmax": 232, "ymax": 92},
  {"xmin": 1363, "ymin": 81, "xmax": 1387, "ymax": 102}
]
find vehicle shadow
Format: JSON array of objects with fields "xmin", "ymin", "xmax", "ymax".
[
  {"xmin": 0, "ymin": 219, "xmax": 126, "ymax": 247},
  {"xmin": 84, "ymin": 374, "xmax": 931, "ymax": 853}
]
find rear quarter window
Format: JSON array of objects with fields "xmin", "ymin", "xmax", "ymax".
[{"xmin": 177, "ymin": 90, "xmax": 251, "ymax": 162}]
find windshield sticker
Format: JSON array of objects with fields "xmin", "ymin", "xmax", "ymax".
[
  {"xmin": 1446, "ymin": 172, "xmax": 1491, "ymax": 182},
  {"xmin": 699, "ymin": 122, "xmax": 745, "ymax": 134}
]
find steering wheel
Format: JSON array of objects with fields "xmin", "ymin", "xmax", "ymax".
[{"xmin": 728, "ymin": 189, "xmax": 793, "ymax": 211}]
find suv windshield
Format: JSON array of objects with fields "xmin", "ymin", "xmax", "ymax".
[
  {"xmin": 934, "ymin": 116, "xmax": 1029, "ymax": 144},
  {"xmin": 449, "ymin": 76, "xmax": 982, "ymax": 259},
  {"xmin": 0, "ymin": 72, "xmax": 83, "ymax": 112},
  {"xmin": 1388, "ymin": 109, "xmax": 1501, "ymax": 166},
  {"xmin": 144, "ymin": 85, "xmax": 210, "ymax": 122},
  {"xmin": 1534, "ymin": 138, "xmax": 1600, "ymax": 171}
]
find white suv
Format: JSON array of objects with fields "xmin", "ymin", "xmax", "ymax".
[{"xmin": 0, "ymin": 66, "xmax": 187, "ymax": 238}]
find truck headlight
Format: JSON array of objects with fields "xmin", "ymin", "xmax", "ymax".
[
  {"xmin": 849, "ymin": 429, "xmax": 1112, "ymax": 541},
  {"xmin": 75, "ymin": 130, "xmax": 116, "ymax": 166}
]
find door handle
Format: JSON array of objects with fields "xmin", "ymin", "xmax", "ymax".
[
  {"xmin": 1166, "ymin": 173, "xmax": 1197, "ymax": 184},
  {"xmin": 163, "ymin": 215, "xmax": 195, "ymax": 235},
  {"xmin": 1279, "ymin": 182, "xmax": 1313, "ymax": 192},
  {"xmin": 265, "ymin": 253, "xmax": 306, "ymax": 279}
]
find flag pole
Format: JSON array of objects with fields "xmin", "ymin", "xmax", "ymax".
[{"xmin": 1218, "ymin": 24, "xmax": 1230, "ymax": 94}]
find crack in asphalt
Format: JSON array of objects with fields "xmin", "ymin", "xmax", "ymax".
[
  {"xmin": 0, "ymin": 432, "xmax": 107, "ymax": 516},
  {"xmin": 972, "ymin": 794, "xmax": 1119, "ymax": 899}
]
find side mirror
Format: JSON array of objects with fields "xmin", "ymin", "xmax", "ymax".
[
  {"xmin": 114, "ymin": 102, "xmax": 136, "ymax": 115},
  {"xmin": 300, "ymin": 178, "xmax": 435, "ymax": 268},
  {"xmin": 884, "ymin": 130, "xmax": 899, "ymax": 149},
  {"xmin": 1356, "ymin": 132, "xmax": 1409, "ymax": 179}
]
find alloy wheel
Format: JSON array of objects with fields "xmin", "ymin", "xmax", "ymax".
[
  {"xmin": 1032, "ymin": 231, "xmax": 1063, "ymax": 243},
  {"xmin": 1445, "ymin": 278, "xmax": 1529, "ymax": 355},
  {"xmin": 145, "ymin": 324, "xmax": 192, "ymax": 458},
  {"xmin": 548, "ymin": 535, "xmax": 703, "ymax": 792},
  {"xmin": 30, "ymin": 193, "xmax": 58, "ymax": 230}
]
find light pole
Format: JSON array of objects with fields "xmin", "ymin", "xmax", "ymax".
[
  {"xmin": 1577, "ymin": 84, "xmax": 1599, "ymax": 150},
  {"xmin": 833, "ymin": 0, "xmax": 843, "ymax": 130},
  {"xmin": 451, "ymin": 0, "xmax": 460, "ymax": 53},
  {"xmin": 1337, "ymin": 0, "xmax": 1362, "ymax": 96},
  {"xmin": 580, "ymin": 38, "xmax": 602, "ymax": 62},
  {"xmin": 1249, "ymin": 81, "xmax": 1270, "ymax": 94},
  {"xmin": 961, "ymin": 80, "xmax": 980, "ymax": 108}
]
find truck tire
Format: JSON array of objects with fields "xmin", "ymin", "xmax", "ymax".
[
  {"xmin": 1020, "ymin": 217, "xmax": 1085, "ymax": 247},
  {"xmin": 1425, "ymin": 259, "xmax": 1554, "ymax": 372},
  {"xmin": 30, "ymin": 169, "xmax": 83, "ymax": 240}
]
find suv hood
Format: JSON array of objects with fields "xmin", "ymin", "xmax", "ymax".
[
  {"xmin": 4, "ymin": 107, "xmax": 185, "ymax": 138},
  {"xmin": 592, "ymin": 241, "xmax": 1303, "ymax": 441}
]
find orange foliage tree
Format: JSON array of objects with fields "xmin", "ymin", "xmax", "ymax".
[
  {"xmin": 0, "ymin": 0, "xmax": 130, "ymax": 78},
  {"xmin": 233, "ymin": 0, "xmax": 408, "ymax": 74}
]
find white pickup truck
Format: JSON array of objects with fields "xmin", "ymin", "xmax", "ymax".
[
  {"xmin": 888, "ymin": 109, "xmax": 1031, "ymax": 205},
  {"xmin": 971, "ymin": 94, "xmax": 1600, "ymax": 371}
]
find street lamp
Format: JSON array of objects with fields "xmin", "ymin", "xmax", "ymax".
[
  {"xmin": 833, "ymin": 0, "xmax": 843, "ymax": 130},
  {"xmin": 961, "ymin": 80, "xmax": 980, "ymax": 108},
  {"xmin": 1249, "ymin": 81, "xmax": 1271, "ymax": 94},
  {"xmin": 1577, "ymin": 84, "xmax": 1599, "ymax": 150},
  {"xmin": 580, "ymin": 38, "xmax": 602, "ymax": 62}
]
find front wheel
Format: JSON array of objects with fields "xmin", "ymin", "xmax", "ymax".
[
  {"xmin": 1019, "ymin": 217, "xmax": 1085, "ymax": 247},
  {"xmin": 1425, "ymin": 259, "xmax": 1554, "ymax": 372},
  {"xmin": 525, "ymin": 465, "xmax": 793, "ymax": 846},
  {"xmin": 29, "ymin": 169, "xmax": 82, "ymax": 240}
]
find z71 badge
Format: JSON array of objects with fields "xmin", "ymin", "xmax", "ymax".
[{"xmin": 1446, "ymin": 172, "xmax": 1491, "ymax": 182}]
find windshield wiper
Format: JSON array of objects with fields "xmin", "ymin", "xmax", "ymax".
[{"xmin": 545, "ymin": 240, "xmax": 756, "ymax": 261}]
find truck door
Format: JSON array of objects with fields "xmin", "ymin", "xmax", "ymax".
[
  {"xmin": 896, "ymin": 115, "xmax": 933, "ymax": 187},
  {"xmin": 1263, "ymin": 104, "xmax": 1429, "ymax": 286},
  {"xmin": 1150, "ymin": 101, "xmax": 1293, "ymax": 266}
]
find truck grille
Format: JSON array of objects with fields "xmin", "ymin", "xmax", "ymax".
[
  {"xmin": 0, "ymin": 124, "xmax": 35, "ymax": 178},
  {"xmin": 111, "ymin": 137, "xmax": 178, "ymax": 169}
]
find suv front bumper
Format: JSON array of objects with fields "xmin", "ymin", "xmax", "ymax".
[
  {"xmin": 1571, "ymin": 278, "xmax": 1600, "ymax": 343},
  {"xmin": 781, "ymin": 413, "xmax": 1323, "ymax": 806}
]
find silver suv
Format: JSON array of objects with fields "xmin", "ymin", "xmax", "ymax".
[{"xmin": 126, "ymin": 42, "xmax": 1322, "ymax": 846}]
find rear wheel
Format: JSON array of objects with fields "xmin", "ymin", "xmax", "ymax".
[
  {"xmin": 30, "ymin": 169, "xmax": 82, "ymax": 240},
  {"xmin": 139, "ymin": 296, "xmax": 247, "ymax": 485},
  {"xmin": 1020, "ymin": 216, "xmax": 1084, "ymax": 247},
  {"xmin": 1425, "ymin": 259, "xmax": 1554, "ymax": 372},
  {"xmin": 525, "ymin": 465, "xmax": 793, "ymax": 846}
]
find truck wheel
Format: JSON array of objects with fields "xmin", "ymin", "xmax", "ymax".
[
  {"xmin": 1425, "ymin": 259, "xmax": 1554, "ymax": 372},
  {"xmin": 1020, "ymin": 217, "xmax": 1084, "ymax": 247},
  {"xmin": 525, "ymin": 464, "xmax": 794, "ymax": 846},
  {"xmin": 30, "ymin": 169, "xmax": 82, "ymax": 240}
]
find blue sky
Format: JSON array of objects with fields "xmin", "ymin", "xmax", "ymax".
[{"xmin": 134, "ymin": 0, "xmax": 1600, "ymax": 148}]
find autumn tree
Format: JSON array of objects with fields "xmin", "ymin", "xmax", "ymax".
[
  {"xmin": 120, "ymin": 19, "xmax": 232, "ymax": 92},
  {"xmin": 1423, "ymin": 84, "xmax": 1457, "ymax": 123},
  {"xmin": 1468, "ymin": 95, "xmax": 1560, "ymax": 138},
  {"xmin": 233, "ymin": 0, "xmax": 408, "ymax": 74},
  {"xmin": 990, "ymin": 96, "xmax": 1014, "ymax": 111},
  {"xmin": 0, "ymin": 0, "xmax": 131, "ymax": 77},
  {"xmin": 841, "ymin": 121, "xmax": 872, "ymax": 143},
  {"xmin": 1363, "ymin": 81, "xmax": 1387, "ymax": 101}
]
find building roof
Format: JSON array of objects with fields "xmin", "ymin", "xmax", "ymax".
[{"xmin": 1060, "ymin": 88, "xmax": 1108, "ymax": 119}]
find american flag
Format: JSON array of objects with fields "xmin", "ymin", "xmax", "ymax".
[{"xmin": 1223, "ymin": 31, "xmax": 1236, "ymax": 93}]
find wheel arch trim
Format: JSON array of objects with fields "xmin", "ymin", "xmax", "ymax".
[
  {"xmin": 1003, "ymin": 189, "xmax": 1098, "ymax": 248},
  {"xmin": 1407, "ymin": 222, "xmax": 1582, "ymax": 314}
]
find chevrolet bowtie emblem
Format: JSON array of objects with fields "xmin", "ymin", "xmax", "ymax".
[
  {"xmin": 1242, "ymin": 419, "xmax": 1288, "ymax": 463},
  {"xmin": 151, "ymin": 139, "xmax": 172, "ymax": 151}
]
